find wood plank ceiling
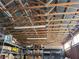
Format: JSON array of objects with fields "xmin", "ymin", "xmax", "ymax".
[{"xmin": 0, "ymin": 0, "xmax": 79, "ymax": 46}]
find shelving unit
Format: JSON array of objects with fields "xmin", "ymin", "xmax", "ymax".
[
  {"xmin": 23, "ymin": 48, "xmax": 64, "ymax": 59},
  {"xmin": 0, "ymin": 34, "xmax": 23, "ymax": 59},
  {"xmin": 43, "ymin": 48, "xmax": 64, "ymax": 59}
]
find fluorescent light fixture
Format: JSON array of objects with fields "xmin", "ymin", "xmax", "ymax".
[
  {"xmin": 27, "ymin": 38, "xmax": 47, "ymax": 40},
  {"xmin": 27, "ymin": 45, "xmax": 33, "ymax": 48},
  {"xmin": 14, "ymin": 25, "xmax": 46, "ymax": 29}
]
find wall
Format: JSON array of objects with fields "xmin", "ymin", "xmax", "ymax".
[{"xmin": 65, "ymin": 44, "xmax": 79, "ymax": 59}]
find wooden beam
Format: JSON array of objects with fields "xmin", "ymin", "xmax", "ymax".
[
  {"xmin": 12, "ymin": 34, "xmax": 46, "ymax": 36},
  {"xmin": 5, "ymin": 0, "xmax": 14, "ymax": 7},
  {"xmin": 35, "ymin": 11, "xmax": 79, "ymax": 17},
  {"xmin": 10, "ymin": 30, "xmax": 70, "ymax": 33},
  {"xmin": 1, "ymin": 2, "xmax": 79, "ymax": 11},
  {"xmin": 34, "ymin": 18, "xmax": 79, "ymax": 23},
  {"xmin": 1, "ymin": 11, "xmax": 79, "ymax": 18},
  {"xmin": 11, "ymin": 32, "xmax": 46, "ymax": 34},
  {"xmin": 12, "ymin": 28, "xmax": 72, "ymax": 35},
  {"xmin": 2, "ymin": 11, "xmax": 78, "ymax": 18},
  {"xmin": 29, "ymin": 1, "xmax": 45, "ymax": 4},
  {"xmin": 18, "ymin": 40, "xmax": 64, "ymax": 45},
  {"xmin": 28, "ymin": 2, "xmax": 79, "ymax": 9}
]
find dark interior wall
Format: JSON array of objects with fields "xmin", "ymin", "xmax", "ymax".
[{"xmin": 65, "ymin": 44, "xmax": 79, "ymax": 59}]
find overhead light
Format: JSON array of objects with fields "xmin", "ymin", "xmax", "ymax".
[
  {"xmin": 14, "ymin": 25, "xmax": 46, "ymax": 29},
  {"xmin": 26, "ymin": 45, "xmax": 33, "ymax": 48},
  {"xmin": 27, "ymin": 38, "xmax": 47, "ymax": 40}
]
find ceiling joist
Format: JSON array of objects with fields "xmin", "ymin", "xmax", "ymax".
[
  {"xmin": 35, "ymin": 11, "xmax": 79, "ymax": 17},
  {"xmin": 28, "ymin": 2, "xmax": 79, "ymax": 9}
]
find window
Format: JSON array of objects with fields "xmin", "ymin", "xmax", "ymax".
[
  {"xmin": 72, "ymin": 34, "xmax": 79, "ymax": 45},
  {"xmin": 64, "ymin": 33, "xmax": 79, "ymax": 51},
  {"xmin": 64, "ymin": 40, "xmax": 71, "ymax": 50}
]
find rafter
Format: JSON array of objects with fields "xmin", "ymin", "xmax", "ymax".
[
  {"xmin": 35, "ymin": 11, "xmax": 79, "ymax": 17},
  {"xmin": 27, "ymin": 2, "xmax": 79, "ymax": 9},
  {"xmin": 0, "ymin": 1, "xmax": 14, "ymax": 21},
  {"xmin": 34, "ymin": 18, "xmax": 79, "ymax": 23},
  {"xmin": 5, "ymin": 0, "xmax": 14, "ymax": 7}
]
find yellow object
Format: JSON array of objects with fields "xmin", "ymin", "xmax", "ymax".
[{"xmin": 12, "ymin": 47, "xmax": 19, "ymax": 52}]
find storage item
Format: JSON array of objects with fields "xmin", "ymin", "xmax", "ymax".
[
  {"xmin": 9, "ymin": 54, "xmax": 14, "ymax": 59},
  {"xmin": 5, "ymin": 54, "xmax": 9, "ymax": 59},
  {"xmin": 11, "ymin": 47, "xmax": 19, "ymax": 53},
  {"xmin": 27, "ymin": 55, "xmax": 32, "ymax": 59}
]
